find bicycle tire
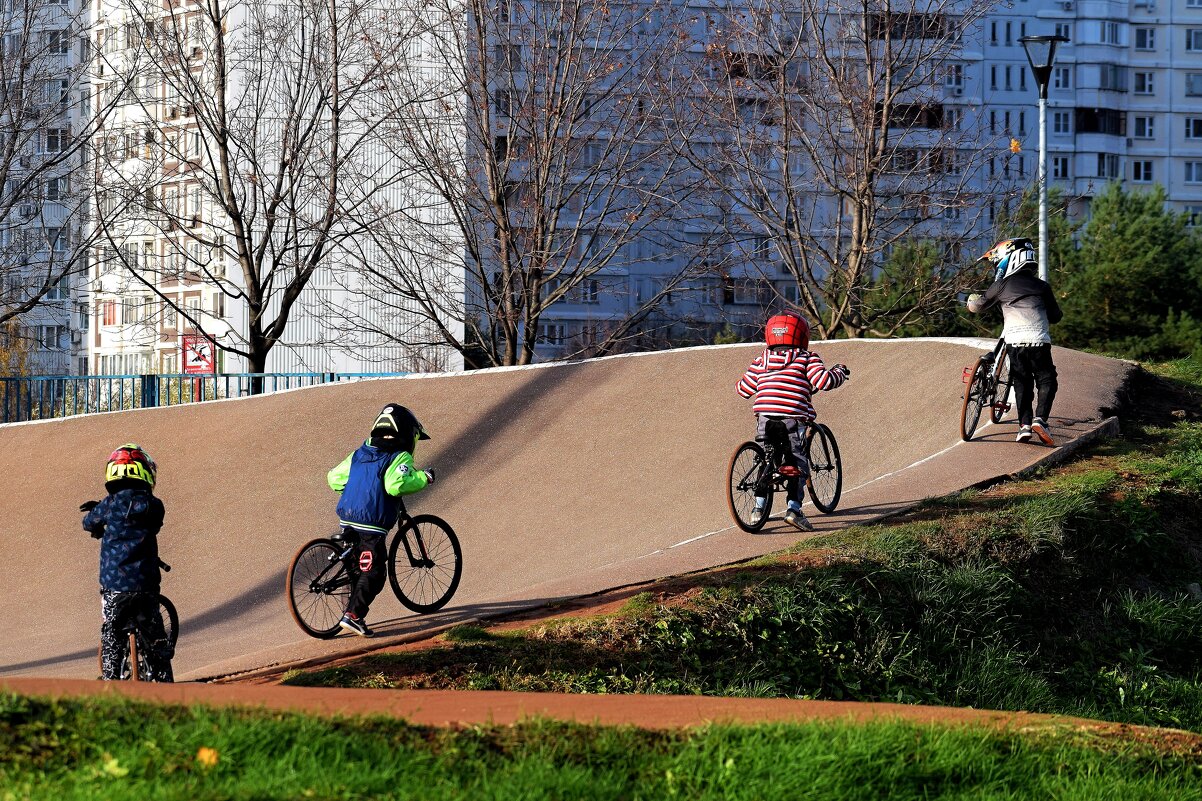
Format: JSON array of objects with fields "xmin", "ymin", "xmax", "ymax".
[
  {"xmin": 727, "ymin": 441, "xmax": 772, "ymax": 532},
  {"xmin": 158, "ymin": 596, "xmax": 180, "ymax": 650},
  {"xmin": 960, "ymin": 355, "xmax": 992, "ymax": 441},
  {"xmin": 806, "ymin": 423, "xmax": 843, "ymax": 513},
  {"xmin": 990, "ymin": 351, "xmax": 1013, "ymax": 424},
  {"xmin": 287, "ymin": 538, "xmax": 351, "ymax": 639},
  {"xmin": 388, "ymin": 515, "xmax": 462, "ymax": 614}
]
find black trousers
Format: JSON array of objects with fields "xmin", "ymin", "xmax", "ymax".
[
  {"xmin": 100, "ymin": 590, "xmax": 174, "ymax": 682},
  {"xmin": 344, "ymin": 531, "xmax": 388, "ymax": 620},
  {"xmin": 1009, "ymin": 344, "xmax": 1058, "ymax": 427}
]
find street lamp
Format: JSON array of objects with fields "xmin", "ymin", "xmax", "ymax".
[{"xmin": 1020, "ymin": 34, "xmax": 1069, "ymax": 283}]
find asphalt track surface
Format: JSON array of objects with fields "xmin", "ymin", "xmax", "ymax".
[{"xmin": 0, "ymin": 339, "xmax": 1131, "ymax": 682}]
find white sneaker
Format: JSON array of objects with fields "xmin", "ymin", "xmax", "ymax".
[
  {"xmin": 784, "ymin": 508, "xmax": 814, "ymax": 532},
  {"xmin": 1016, "ymin": 426, "xmax": 1033, "ymax": 443},
  {"xmin": 1031, "ymin": 419, "xmax": 1055, "ymax": 446}
]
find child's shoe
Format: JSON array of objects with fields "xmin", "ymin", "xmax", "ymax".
[
  {"xmin": 1016, "ymin": 425, "xmax": 1033, "ymax": 443},
  {"xmin": 1031, "ymin": 419, "xmax": 1055, "ymax": 446},
  {"xmin": 339, "ymin": 613, "xmax": 374, "ymax": 637},
  {"xmin": 784, "ymin": 508, "xmax": 814, "ymax": 532}
]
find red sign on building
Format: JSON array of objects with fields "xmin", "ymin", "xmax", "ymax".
[{"xmin": 182, "ymin": 335, "xmax": 216, "ymax": 375}]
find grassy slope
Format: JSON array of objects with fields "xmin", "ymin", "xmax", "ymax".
[
  {"xmin": 285, "ymin": 358, "xmax": 1202, "ymax": 733},
  {"xmin": 2, "ymin": 693, "xmax": 1201, "ymax": 800}
]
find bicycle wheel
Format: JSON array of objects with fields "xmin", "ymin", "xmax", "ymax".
[
  {"xmin": 157, "ymin": 596, "xmax": 180, "ymax": 650},
  {"xmin": 990, "ymin": 351, "xmax": 1013, "ymax": 424},
  {"xmin": 806, "ymin": 423, "xmax": 843, "ymax": 513},
  {"xmin": 388, "ymin": 515, "xmax": 462, "ymax": 614},
  {"xmin": 287, "ymin": 539, "xmax": 352, "ymax": 639},
  {"xmin": 727, "ymin": 441, "xmax": 772, "ymax": 532},
  {"xmin": 960, "ymin": 355, "xmax": 992, "ymax": 441}
]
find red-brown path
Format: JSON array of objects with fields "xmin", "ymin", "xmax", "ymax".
[{"xmin": 0, "ymin": 340, "xmax": 1130, "ymax": 680}]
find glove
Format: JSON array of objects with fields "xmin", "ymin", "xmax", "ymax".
[
  {"xmin": 835, "ymin": 364, "xmax": 851, "ymax": 378},
  {"xmin": 424, "ymin": 468, "xmax": 436, "ymax": 484},
  {"xmin": 79, "ymin": 500, "xmax": 99, "ymax": 513}
]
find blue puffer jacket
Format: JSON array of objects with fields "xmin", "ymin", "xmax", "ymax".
[{"xmin": 83, "ymin": 488, "xmax": 165, "ymax": 592}]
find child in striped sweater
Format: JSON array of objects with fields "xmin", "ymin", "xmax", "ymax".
[{"xmin": 736, "ymin": 312, "xmax": 850, "ymax": 531}]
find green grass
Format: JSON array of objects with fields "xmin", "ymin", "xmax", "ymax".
[{"xmin": 2, "ymin": 693, "xmax": 1201, "ymax": 800}]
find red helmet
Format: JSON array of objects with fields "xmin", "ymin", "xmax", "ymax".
[{"xmin": 765, "ymin": 312, "xmax": 809, "ymax": 350}]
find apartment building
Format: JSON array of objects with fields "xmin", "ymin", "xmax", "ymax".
[
  {"xmin": 0, "ymin": 0, "xmax": 90, "ymax": 375},
  {"xmin": 84, "ymin": 0, "xmax": 464, "ymax": 377},
  {"xmin": 977, "ymin": 0, "xmax": 1202, "ymax": 222}
]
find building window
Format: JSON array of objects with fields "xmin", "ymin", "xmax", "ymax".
[
  {"xmin": 102, "ymin": 300, "xmax": 116, "ymax": 326},
  {"xmin": 1133, "ymin": 116, "xmax": 1155, "ymax": 138},
  {"xmin": 38, "ymin": 325, "xmax": 66, "ymax": 350},
  {"xmin": 43, "ymin": 128, "xmax": 68, "ymax": 153},
  {"xmin": 1053, "ymin": 66, "xmax": 1071, "ymax": 90},
  {"xmin": 1053, "ymin": 110, "xmax": 1072, "ymax": 134},
  {"xmin": 1186, "ymin": 205, "xmax": 1202, "ymax": 226},
  {"xmin": 493, "ymin": 89, "xmax": 510, "ymax": 116},
  {"xmin": 1101, "ymin": 21, "xmax": 1121, "ymax": 45},
  {"xmin": 990, "ymin": 65, "xmax": 997, "ymax": 90},
  {"xmin": 1186, "ymin": 162, "xmax": 1202, "ymax": 183},
  {"xmin": 1187, "ymin": 73, "xmax": 1202, "ymax": 97},
  {"xmin": 1052, "ymin": 156, "xmax": 1071, "ymax": 179},
  {"xmin": 1188, "ymin": 30, "xmax": 1202, "ymax": 52},
  {"xmin": 1134, "ymin": 72, "xmax": 1155, "ymax": 94},
  {"xmin": 1097, "ymin": 153, "xmax": 1120, "ymax": 178},
  {"xmin": 1132, "ymin": 160, "xmax": 1153, "ymax": 183},
  {"xmin": 1186, "ymin": 118, "xmax": 1202, "ymax": 139},
  {"xmin": 537, "ymin": 322, "xmax": 566, "ymax": 346},
  {"xmin": 1055, "ymin": 23, "xmax": 1071, "ymax": 40},
  {"xmin": 46, "ymin": 30, "xmax": 69, "ymax": 55},
  {"xmin": 1135, "ymin": 27, "xmax": 1155, "ymax": 50}
]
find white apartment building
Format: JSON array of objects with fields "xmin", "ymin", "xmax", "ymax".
[
  {"xmin": 1, "ymin": 0, "xmax": 90, "ymax": 375},
  {"xmin": 85, "ymin": 0, "xmax": 463, "ymax": 378},
  {"xmin": 974, "ymin": 0, "xmax": 1202, "ymax": 222}
]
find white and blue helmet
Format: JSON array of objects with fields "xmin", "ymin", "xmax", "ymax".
[{"xmin": 980, "ymin": 238, "xmax": 1037, "ymax": 282}]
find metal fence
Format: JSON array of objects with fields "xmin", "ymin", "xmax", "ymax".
[{"xmin": 0, "ymin": 372, "xmax": 405, "ymax": 424}]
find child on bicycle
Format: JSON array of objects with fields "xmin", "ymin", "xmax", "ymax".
[
  {"xmin": 328, "ymin": 403, "xmax": 436, "ymax": 637},
  {"xmin": 967, "ymin": 238, "xmax": 1063, "ymax": 445},
  {"xmin": 736, "ymin": 311, "xmax": 850, "ymax": 532},
  {"xmin": 81, "ymin": 443, "xmax": 173, "ymax": 681}
]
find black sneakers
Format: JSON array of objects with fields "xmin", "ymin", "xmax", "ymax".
[
  {"xmin": 339, "ymin": 614, "xmax": 374, "ymax": 637},
  {"xmin": 1016, "ymin": 425, "xmax": 1033, "ymax": 443}
]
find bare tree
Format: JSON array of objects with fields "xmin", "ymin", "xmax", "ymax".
[
  {"xmin": 348, "ymin": 0, "xmax": 706, "ymax": 368},
  {"xmin": 679, "ymin": 0, "xmax": 1002, "ymax": 339},
  {"xmin": 92, "ymin": 0, "xmax": 424, "ymax": 379},
  {"xmin": 0, "ymin": 0, "xmax": 123, "ymax": 360}
]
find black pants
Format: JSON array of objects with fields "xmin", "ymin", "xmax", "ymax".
[
  {"xmin": 1009, "ymin": 344, "xmax": 1058, "ymax": 427},
  {"xmin": 344, "ymin": 530, "xmax": 388, "ymax": 620},
  {"xmin": 100, "ymin": 590, "xmax": 174, "ymax": 682}
]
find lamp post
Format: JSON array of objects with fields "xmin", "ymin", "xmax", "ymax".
[{"xmin": 1020, "ymin": 34, "xmax": 1069, "ymax": 283}]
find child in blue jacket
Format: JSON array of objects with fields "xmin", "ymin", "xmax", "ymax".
[
  {"xmin": 81, "ymin": 444, "xmax": 173, "ymax": 681},
  {"xmin": 328, "ymin": 404, "xmax": 435, "ymax": 636}
]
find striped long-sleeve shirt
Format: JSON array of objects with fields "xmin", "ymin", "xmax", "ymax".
[{"xmin": 736, "ymin": 348, "xmax": 847, "ymax": 420}]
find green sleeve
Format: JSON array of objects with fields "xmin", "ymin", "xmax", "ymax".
[
  {"xmin": 384, "ymin": 451, "xmax": 429, "ymax": 496},
  {"xmin": 327, "ymin": 453, "xmax": 353, "ymax": 492}
]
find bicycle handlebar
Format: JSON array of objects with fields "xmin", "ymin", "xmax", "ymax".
[{"xmin": 159, "ymin": 559, "xmax": 171, "ymax": 572}]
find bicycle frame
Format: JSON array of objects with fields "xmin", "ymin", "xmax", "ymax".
[{"xmin": 313, "ymin": 517, "xmax": 435, "ymax": 591}]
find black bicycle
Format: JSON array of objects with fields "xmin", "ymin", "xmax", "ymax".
[
  {"xmin": 287, "ymin": 510, "xmax": 463, "ymax": 639},
  {"xmin": 98, "ymin": 561, "xmax": 179, "ymax": 682},
  {"xmin": 960, "ymin": 338, "xmax": 1013, "ymax": 441},
  {"xmin": 727, "ymin": 419, "xmax": 843, "ymax": 532}
]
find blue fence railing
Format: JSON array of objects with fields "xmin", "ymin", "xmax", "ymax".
[{"xmin": 0, "ymin": 372, "xmax": 405, "ymax": 424}]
